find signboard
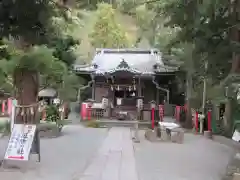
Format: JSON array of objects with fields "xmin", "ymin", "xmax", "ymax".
[{"xmin": 4, "ymin": 124, "xmax": 36, "ymax": 161}]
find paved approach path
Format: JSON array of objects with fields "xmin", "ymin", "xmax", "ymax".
[
  {"xmin": 0, "ymin": 125, "xmax": 108, "ymax": 180},
  {"xmin": 78, "ymin": 127, "xmax": 138, "ymax": 180},
  {"xmin": 134, "ymin": 130, "xmax": 236, "ymax": 180},
  {"xmin": 0, "ymin": 125, "xmax": 237, "ymax": 180},
  {"xmin": 77, "ymin": 127, "xmax": 235, "ymax": 180}
]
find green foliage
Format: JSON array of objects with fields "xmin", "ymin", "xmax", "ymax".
[
  {"xmin": 0, "ymin": 0, "xmax": 55, "ymax": 45},
  {"xmin": 131, "ymin": 0, "xmax": 234, "ymax": 104},
  {"xmin": 0, "ymin": 0, "xmax": 83, "ymax": 101},
  {"xmin": 51, "ymin": 35, "xmax": 80, "ymax": 67},
  {"xmin": 86, "ymin": 120, "xmax": 100, "ymax": 128},
  {"xmin": 161, "ymin": 0, "xmax": 232, "ymax": 84},
  {"xmin": 117, "ymin": 0, "xmax": 139, "ymax": 15},
  {"xmin": 58, "ymin": 72, "xmax": 83, "ymax": 101},
  {"xmin": 46, "ymin": 105, "xmax": 60, "ymax": 122},
  {"xmin": 90, "ymin": 3, "xmax": 131, "ymax": 48}
]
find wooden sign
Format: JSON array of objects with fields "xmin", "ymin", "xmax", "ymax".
[{"xmin": 4, "ymin": 124, "xmax": 36, "ymax": 161}]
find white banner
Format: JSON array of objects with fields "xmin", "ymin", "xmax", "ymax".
[{"xmin": 4, "ymin": 124, "xmax": 36, "ymax": 161}]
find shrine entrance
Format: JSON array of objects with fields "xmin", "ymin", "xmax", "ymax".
[{"xmin": 113, "ymin": 85, "xmax": 137, "ymax": 106}]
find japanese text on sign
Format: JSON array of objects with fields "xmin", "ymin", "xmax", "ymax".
[{"xmin": 4, "ymin": 124, "xmax": 36, "ymax": 161}]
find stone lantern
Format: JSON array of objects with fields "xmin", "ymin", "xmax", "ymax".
[{"xmin": 149, "ymin": 100, "xmax": 156, "ymax": 109}]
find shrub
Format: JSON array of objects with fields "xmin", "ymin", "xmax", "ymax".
[
  {"xmin": 45, "ymin": 105, "xmax": 60, "ymax": 122},
  {"xmin": 86, "ymin": 120, "xmax": 100, "ymax": 128}
]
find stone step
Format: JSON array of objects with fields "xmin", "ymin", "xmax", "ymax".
[{"xmin": 96, "ymin": 120, "xmax": 150, "ymax": 128}]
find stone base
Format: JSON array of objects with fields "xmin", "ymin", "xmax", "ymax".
[
  {"xmin": 145, "ymin": 129, "xmax": 159, "ymax": 142},
  {"xmin": 204, "ymin": 131, "xmax": 213, "ymax": 139},
  {"xmin": 233, "ymin": 173, "xmax": 240, "ymax": 180},
  {"xmin": 171, "ymin": 128, "xmax": 184, "ymax": 144},
  {"xmin": 38, "ymin": 123, "xmax": 61, "ymax": 138},
  {"xmin": 145, "ymin": 128, "xmax": 184, "ymax": 143}
]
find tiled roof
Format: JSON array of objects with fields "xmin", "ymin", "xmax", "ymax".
[{"xmin": 73, "ymin": 49, "xmax": 178, "ymax": 75}]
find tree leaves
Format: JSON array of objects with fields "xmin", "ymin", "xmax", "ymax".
[{"xmin": 90, "ymin": 3, "xmax": 131, "ymax": 48}]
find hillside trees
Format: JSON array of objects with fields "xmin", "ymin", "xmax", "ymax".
[
  {"xmin": 0, "ymin": 0, "xmax": 81, "ymax": 122},
  {"xmin": 152, "ymin": 0, "xmax": 236, "ymax": 130},
  {"xmin": 130, "ymin": 0, "xmax": 236, "ymax": 128},
  {"xmin": 90, "ymin": 3, "xmax": 131, "ymax": 48}
]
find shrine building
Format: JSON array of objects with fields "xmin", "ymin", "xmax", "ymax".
[{"xmin": 73, "ymin": 48, "xmax": 185, "ymax": 120}]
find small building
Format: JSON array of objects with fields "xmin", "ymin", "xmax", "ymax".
[
  {"xmin": 74, "ymin": 49, "xmax": 185, "ymax": 120},
  {"xmin": 38, "ymin": 88, "xmax": 57, "ymax": 105}
]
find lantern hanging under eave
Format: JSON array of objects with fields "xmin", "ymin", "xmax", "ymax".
[
  {"xmin": 133, "ymin": 77, "xmax": 136, "ymax": 84},
  {"xmin": 117, "ymin": 85, "xmax": 120, "ymax": 91},
  {"xmin": 111, "ymin": 85, "xmax": 113, "ymax": 91}
]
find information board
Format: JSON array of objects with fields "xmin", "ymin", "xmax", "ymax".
[{"xmin": 4, "ymin": 124, "xmax": 36, "ymax": 161}]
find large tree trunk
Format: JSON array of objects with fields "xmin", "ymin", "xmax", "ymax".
[
  {"xmin": 14, "ymin": 69, "xmax": 39, "ymax": 124},
  {"xmin": 224, "ymin": 0, "xmax": 240, "ymax": 134},
  {"xmin": 184, "ymin": 72, "xmax": 193, "ymax": 128}
]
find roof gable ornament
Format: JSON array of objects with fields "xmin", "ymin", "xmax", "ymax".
[
  {"xmin": 117, "ymin": 59, "xmax": 130, "ymax": 69},
  {"xmin": 93, "ymin": 63, "xmax": 98, "ymax": 69}
]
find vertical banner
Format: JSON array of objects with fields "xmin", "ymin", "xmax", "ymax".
[
  {"xmin": 195, "ymin": 111, "xmax": 199, "ymax": 133},
  {"xmin": 7, "ymin": 98, "xmax": 12, "ymax": 115},
  {"xmin": 151, "ymin": 108, "xmax": 155, "ymax": 129},
  {"xmin": 175, "ymin": 106, "xmax": 181, "ymax": 122},
  {"xmin": 207, "ymin": 110, "xmax": 212, "ymax": 131},
  {"xmin": 159, "ymin": 105, "xmax": 164, "ymax": 122}
]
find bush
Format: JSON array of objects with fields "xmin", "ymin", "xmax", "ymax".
[
  {"xmin": 86, "ymin": 120, "xmax": 100, "ymax": 128},
  {"xmin": 45, "ymin": 105, "xmax": 60, "ymax": 122},
  {"xmin": 118, "ymin": 0, "xmax": 137, "ymax": 15}
]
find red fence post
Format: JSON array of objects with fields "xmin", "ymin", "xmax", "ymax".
[
  {"xmin": 195, "ymin": 111, "xmax": 199, "ymax": 133},
  {"xmin": 151, "ymin": 108, "xmax": 155, "ymax": 129},
  {"xmin": 207, "ymin": 110, "xmax": 212, "ymax": 131}
]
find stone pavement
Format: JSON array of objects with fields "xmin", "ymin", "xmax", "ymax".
[
  {"xmin": 0, "ymin": 125, "xmax": 108, "ymax": 180},
  {"xmin": 78, "ymin": 127, "xmax": 138, "ymax": 180},
  {"xmin": 0, "ymin": 124, "xmax": 237, "ymax": 180},
  {"xmin": 134, "ymin": 130, "xmax": 236, "ymax": 180}
]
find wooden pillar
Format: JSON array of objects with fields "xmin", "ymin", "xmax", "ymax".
[
  {"xmin": 156, "ymin": 88, "xmax": 159, "ymax": 105},
  {"xmin": 91, "ymin": 76, "xmax": 95, "ymax": 99},
  {"xmin": 138, "ymin": 76, "xmax": 141, "ymax": 96}
]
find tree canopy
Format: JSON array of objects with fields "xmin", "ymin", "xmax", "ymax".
[
  {"xmin": 90, "ymin": 3, "xmax": 131, "ymax": 48},
  {"xmin": 0, "ymin": 0, "xmax": 82, "ymax": 103}
]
